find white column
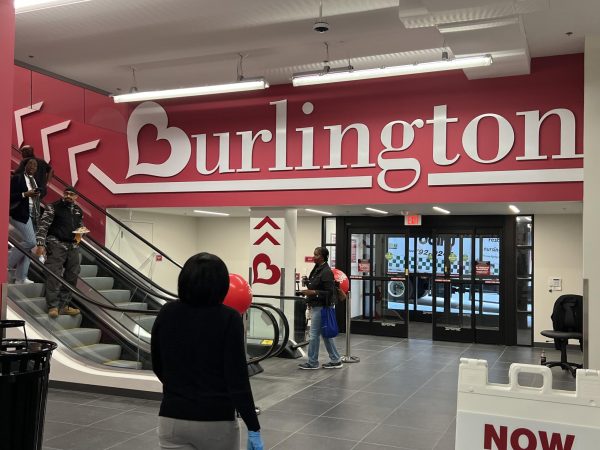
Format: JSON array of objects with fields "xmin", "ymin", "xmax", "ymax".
[
  {"xmin": 249, "ymin": 208, "xmax": 297, "ymax": 328},
  {"xmin": 583, "ymin": 35, "xmax": 600, "ymax": 369}
]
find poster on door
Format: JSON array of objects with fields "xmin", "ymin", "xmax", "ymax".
[{"xmin": 358, "ymin": 259, "xmax": 371, "ymax": 273}]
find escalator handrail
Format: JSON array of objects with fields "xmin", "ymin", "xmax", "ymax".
[
  {"xmin": 81, "ymin": 237, "xmax": 178, "ymax": 301},
  {"xmin": 9, "ymin": 238, "xmax": 160, "ymax": 316},
  {"xmin": 11, "ymin": 145, "xmax": 183, "ymax": 271},
  {"xmin": 252, "ymin": 302, "xmax": 290, "ymax": 358},
  {"xmin": 246, "ymin": 304, "xmax": 280, "ymax": 365}
]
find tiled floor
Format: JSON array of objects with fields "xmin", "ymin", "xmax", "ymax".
[{"xmin": 42, "ymin": 335, "xmax": 579, "ymax": 450}]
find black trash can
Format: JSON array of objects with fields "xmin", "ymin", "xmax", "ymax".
[{"xmin": 0, "ymin": 320, "xmax": 57, "ymax": 450}]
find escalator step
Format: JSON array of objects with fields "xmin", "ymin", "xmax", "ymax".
[
  {"xmin": 54, "ymin": 328, "xmax": 102, "ymax": 347},
  {"xmin": 117, "ymin": 302, "xmax": 148, "ymax": 311},
  {"xmin": 8, "ymin": 283, "xmax": 45, "ymax": 299},
  {"xmin": 99, "ymin": 289, "xmax": 131, "ymax": 303},
  {"xmin": 82, "ymin": 276, "xmax": 115, "ymax": 290},
  {"xmin": 80, "ymin": 264, "xmax": 99, "ymax": 277},
  {"xmin": 35, "ymin": 313, "xmax": 83, "ymax": 330},
  {"xmin": 72, "ymin": 343, "xmax": 122, "ymax": 363},
  {"xmin": 135, "ymin": 315, "xmax": 157, "ymax": 332},
  {"xmin": 12, "ymin": 296, "xmax": 47, "ymax": 315},
  {"xmin": 104, "ymin": 360, "xmax": 143, "ymax": 370}
]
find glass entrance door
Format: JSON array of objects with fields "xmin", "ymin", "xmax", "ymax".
[
  {"xmin": 432, "ymin": 232, "xmax": 475, "ymax": 342},
  {"xmin": 347, "ymin": 232, "xmax": 408, "ymax": 337},
  {"xmin": 472, "ymin": 230, "xmax": 502, "ymax": 343}
]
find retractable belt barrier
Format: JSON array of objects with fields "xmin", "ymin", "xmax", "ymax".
[{"xmin": 456, "ymin": 358, "xmax": 600, "ymax": 450}]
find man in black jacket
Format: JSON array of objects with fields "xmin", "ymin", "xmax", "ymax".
[
  {"xmin": 298, "ymin": 247, "xmax": 343, "ymax": 370},
  {"xmin": 35, "ymin": 186, "xmax": 85, "ymax": 318},
  {"xmin": 8, "ymin": 158, "xmax": 40, "ymax": 284}
]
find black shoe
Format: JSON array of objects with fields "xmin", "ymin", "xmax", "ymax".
[
  {"xmin": 298, "ymin": 363, "xmax": 319, "ymax": 370},
  {"xmin": 322, "ymin": 361, "xmax": 343, "ymax": 369}
]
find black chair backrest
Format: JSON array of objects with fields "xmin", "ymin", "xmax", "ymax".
[{"xmin": 551, "ymin": 294, "xmax": 583, "ymax": 333}]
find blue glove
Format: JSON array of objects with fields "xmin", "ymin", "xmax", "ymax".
[{"xmin": 247, "ymin": 430, "xmax": 264, "ymax": 450}]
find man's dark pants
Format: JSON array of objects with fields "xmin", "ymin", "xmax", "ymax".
[{"xmin": 45, "ymin": 241, "xmax": 81, "ymax": 310}]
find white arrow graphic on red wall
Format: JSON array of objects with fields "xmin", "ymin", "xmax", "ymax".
[
  {"xmin": 14, "ymin": 102, "xmax": 43, "ymax": 147},
  {"xmin": 41, "ymin": 120, "xmax": 70, "ymax": 162},
  {"xmin": 68, "ymin": 140, "xmax": 100, "ymax": 186}
]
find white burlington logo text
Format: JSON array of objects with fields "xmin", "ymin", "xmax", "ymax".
[{"xmin": 88, "ymin": 100, "xmax": 583, "ymax": 194}]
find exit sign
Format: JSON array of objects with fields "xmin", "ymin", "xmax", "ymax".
[{"xmin": 404, "ymin": 215, "xmax": 422, "ymax": 226}]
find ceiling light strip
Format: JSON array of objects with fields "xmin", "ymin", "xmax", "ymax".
[
  {"xmin": 508, "ymin": 205, "xmax": 520, "ymax": 214},
  {"xmin": 366, "ymin": 207, "xmax": 389, "ymax": 215},
  {"xmin": 112, "ymin": 78, "xmax": 269, "ymax": 103},
  {"xmin": 15, "ymin": 0, "xmax": 90, "ymax": 13},
  {"xmin": 433, "ymin": 206, "xmax": 451, "ymax": 214},
  {"xmin": 292, "ymin": 55, "xmax": 492, "ymax": 87},
  {"xmin": 193, "ymin": 210, "xmax": 230, "ymax": 216},
  {"xmin": 305, "ymin": 208, "xmax": 333, "ymax": 216}
]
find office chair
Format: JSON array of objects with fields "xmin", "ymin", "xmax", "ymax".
[{"xmin": 540, "ymin": 294, "xmax": 583, "ymax": 377}]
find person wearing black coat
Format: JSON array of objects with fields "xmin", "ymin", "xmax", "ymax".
[
  {"xmin": 298, "ymin": 247, "xmax": 343, "ymax": 370},
  {"xmin": 151, "ymin": 253, "xmax": 264, "ymax": 450},
  {"xmin": 8, "ymin": 158, "xmax": 40, "ymax": 284}
]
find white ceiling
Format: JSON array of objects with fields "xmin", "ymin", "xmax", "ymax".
[
  {"xmin": 14, "ymin": 0, "xmax": 591, "ymax": 218},
  {"xmin": 14, "ymin": 0, "xmax": 600, "ymax": 94}
]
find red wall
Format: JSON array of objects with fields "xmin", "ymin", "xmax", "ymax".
[
  {"xmin": 1, "ymin": 1, "xmax": 15, "ymax": 290},
  {"xmin": 13, "ymin": 54, "xmax": 584, "ymax": 210}
]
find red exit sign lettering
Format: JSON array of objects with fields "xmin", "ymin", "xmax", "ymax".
[{"xmin": 404, "ymin": 215, "xmax": 422, "ymax": 226}]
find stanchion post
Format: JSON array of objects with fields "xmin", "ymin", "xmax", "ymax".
[{"xmin": 341, "ymin": 291, "xmax": 359, "ymax": 363}]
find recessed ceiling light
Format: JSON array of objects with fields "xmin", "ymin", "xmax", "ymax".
[
  {"xmin": 305, "ymin": 208, "xmax": 332, "ymax": 216},
  {"xmin": 365, "ymin": 207, "xmax": 388, "ymax": 215},
  {"xmin": 509, "ymin": 205, "xmax": 520, "ymax": 214},
  {"xmin": 193, "ymin": 210, "xmax": 230, "ymax": 216},
  {"xmin": 432, "ymin": 206, "xmax": 450, "ymax": 214}
]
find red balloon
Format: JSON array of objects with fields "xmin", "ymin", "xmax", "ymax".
[
  {"xmin": 224, "ymin": 274, "xmax": 253, "ymax": 314},
  {"xmin": 332, "ymin": 268, "xmax": 349, "ymax": 293}
]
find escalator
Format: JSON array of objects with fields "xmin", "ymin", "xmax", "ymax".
[{"xmin": 6, "ymin": 239, "xmax": 288, "ymax": 392}]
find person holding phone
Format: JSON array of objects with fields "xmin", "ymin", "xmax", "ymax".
[{"xmin": 8, "ymin": 158, "xmax": 41, "ymax": 284}]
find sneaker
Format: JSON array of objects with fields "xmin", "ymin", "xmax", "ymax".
[
  {"xmin": 322, "ymin": 361, "xmax": 343, "ymax": 369},
  {"xmin": 16, "ymin": 278, "xmax": 35, "ymax": 285},
  {"xmin": 48, "ymin": 307, "xmax": 59, "ymax": 319},
  {"xmin": 59, "ymin": 306, "xmax": 80, "ymax": 316},
  {"xmin": 298, "ymin": 362, "xmax": 319, "ymax": 370}
]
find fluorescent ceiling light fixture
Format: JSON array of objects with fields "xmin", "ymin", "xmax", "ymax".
[
  {"xmin": 366, "ymin": 207, "xmax": 389, "ymax": 215},
  {"xmin": 113, "ymin": 78, "xmax": 269, "ymax": 103},
  {"xmin": 305, "ymin": 208, "xmax": 332, "ymax": 216},
  {"xmin": 292, "ymin": 55, "xmax": 492, "ymax": 87},
  {"xmin": 437, "ymin": 16, "xmax": 520, "ymax": 34},
  {"xmin": 15, "ymin": 0, "xmax": 90, "ymax": 13},
  {"xmin": 193, "ymin": 210, "xmax": 230, "ymax": 217},
  {"xmin": 432, "ymin": 206, "xmax": 451, "ymax": 214},
  {"xmin": 508, "ymin": 204, "xmax": 520, "ymax": 214}
]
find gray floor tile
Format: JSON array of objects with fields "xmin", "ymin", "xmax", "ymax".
[
  {"xmin": 298, "ymin": 415, "xmax": 378, "ymax": 441},
  {"xmin": 90, "ymin": 410, "xmax": 158, "ymax": 434},
  {"xmin": 45, "ymin": 401, "xmax": 125, "ymax": 426},
  {"xmin": 363, "ymin": 424, "xmax": 444, "ymax": 450},
  {"xmin": 323, "ymin": 401, "xmax": 397, "ymax": 423},
  {"xmin": 258, "ymin": 410, "xmax": 319, "ymax": 433},
  {"xmin": 269, "ymin": 396, "xmax": 340, "ymax": 416},
  {"xmin": 353, "ymin": 443, "xmax": 414, "ymax": 450},
  {"xmin": 383, "ymin": 407, "xmax": 454, "ymax": 432},
  {"xmin": 290, "ymin": 386, "xmax": 357, "ymax": 403},
  {"xmin": 47, "ymin": 389, "xmax": 102, "ymax": 405},
  {"xmin": 44, "ymin": 426, "xmax": 136, "ymax": 450},
  {"xmin": 43, "ymin": 421, "xmax": 84, "ymax": 441},
  {"xmin": 105, "ymin": 429, "xmax": 159, "ymax": 450},
  {"xmin": 240, "ymin": 427, "xmax": 294, "ymax": 450},
  {"xmin": 272, "ymin": 433, "xmax": 357, "ymax": 450},
  {"xmin": 344, "ymin": 391, "xmax": 408, "ymax": 409}
]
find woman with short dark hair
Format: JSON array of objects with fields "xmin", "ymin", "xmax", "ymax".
[{"xmin": 152, "ymin": 252, "xmax": 263, "ymax": 450}]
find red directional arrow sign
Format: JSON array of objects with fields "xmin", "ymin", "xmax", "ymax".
[
  {"xmin": 253, "ymin": 232, "xmax": 280, "ymax": 246},
  {"xmin": 253, "ymin": 216, "xmax": 280, "ymax": 230}
]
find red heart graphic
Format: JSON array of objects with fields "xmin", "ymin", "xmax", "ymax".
[{"xmin": 252, "ymin": 253, "xmax": 281, "ymax": 285}]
